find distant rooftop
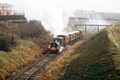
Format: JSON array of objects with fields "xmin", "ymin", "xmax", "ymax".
[{"xmin": 0, "ymin": 3, "xmax": 12, "ymax": 8}]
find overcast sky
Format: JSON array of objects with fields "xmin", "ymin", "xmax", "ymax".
[{"xmin": 0, "ymin": 0, "xmax": 120, "ymax": 35}]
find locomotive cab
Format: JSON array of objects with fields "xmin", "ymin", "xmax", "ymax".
[{"xmin": 53, "ymin": 37, "xmax": 63, "ymax": 46}]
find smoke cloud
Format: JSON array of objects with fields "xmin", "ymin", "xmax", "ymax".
[
  {"xmin": 1, "ymin": 0, "xmax": 120, "ymax": 36},
  {"xmin": 86, "ymin": 19, "xmax": 111, "ymax": 32},
  {"xmin": 1, "ymin": 0, "xmax": 66, "ymax": 36}
]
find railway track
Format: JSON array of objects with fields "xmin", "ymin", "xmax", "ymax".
[
  {"xmin": 10, "ymin": 34, "xmax": 88, "ymax": 80},
  {"xmin": 11, "ymin": 53, "xmax": 59, "ymax": 80}
]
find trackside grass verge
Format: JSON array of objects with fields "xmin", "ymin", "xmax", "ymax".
[
  {"xmin": 42, "ymin": 23, "xmax": 120, "ymax": 80},
  {"xmin": 62, "ymin": 26, "xmax": 120, "ymax": 80},
  {"xmin": 0, "ymin": 20, "xmax": 52, "ymax": 80},
  {"xmin": 40, "ymin": 35, "xmax": 92, "ymax": 80}
]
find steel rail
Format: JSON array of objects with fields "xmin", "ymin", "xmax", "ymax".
[{"xmin": 12, "ymin": 54, "xmax": 49, "ymax": 80}]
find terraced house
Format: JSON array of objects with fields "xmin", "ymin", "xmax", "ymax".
[
  {"xmin": 0, "ymin": 3, "xmax": 13, "ymax": 15},
  {"xmin": 0, "ymin": 3, "xmax": 26, "ymax": 20}
]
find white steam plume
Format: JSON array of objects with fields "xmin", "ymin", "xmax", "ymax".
[
  {"xmin": 4, "ymin": 0, "xmax": 67, "ymax": 37},
  {"xmin": 86, "ymin": 13, "xmax": 111, "ymax": 33},
  {"xmin": 25, "ymin": 0, "xmax": 66, "ymax": 36},
  {"xmin": 1, "ymin": 0, "xmax": 119, "ymax": 36}
]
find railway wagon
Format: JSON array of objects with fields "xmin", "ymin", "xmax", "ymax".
[
  {"xmin": 75, "ymin": 31, "xmax": 81, "ymax": 39},
  {"xmin": 77, "ymin": 29, "xmax": 84, "ymax": 39},
  {"xmin": 69, "ymin": 32, "xmax": 76, "ymax": 43},
  {"xmin": 57, "ymin": 34, "xmax": 70, "ymax": 46}
]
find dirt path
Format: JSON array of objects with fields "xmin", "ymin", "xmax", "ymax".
[{"xmin": 109, "ymin": 24, "xmax": 120, "ymax": 47}]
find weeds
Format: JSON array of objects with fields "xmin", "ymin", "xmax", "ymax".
[
  {"xmin": 62, "ymin": 25, "xmax": 120, "ymax": 80},
  {"xmin": 0, "ymin": 20, "xmax": 52, "ymax": 79}
]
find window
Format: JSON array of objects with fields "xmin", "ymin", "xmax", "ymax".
[
  {"xmin": 4, "ymin": 12, "xmax": 7, "ymax": 15},
  {"xmin": 0, "ymin": 7, "xmax": 2, "ymax": 10},
  {"xmin": 7, "ymin": 12, "xmax": 9, "ymax": 15}
]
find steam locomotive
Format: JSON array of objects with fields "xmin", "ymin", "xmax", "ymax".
[{"xmin": 48, "ymin": 29, "xmax": 84, "ymax": 53}]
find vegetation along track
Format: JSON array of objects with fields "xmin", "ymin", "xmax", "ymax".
[
  {"xmin": 11, "ymin": 53, "xmax": 60, "ymax": 80},
  {"xmin": 109, "ymin": 24, "xmax": 120, "ymax": 47},
  {"xmin": 10, "ymin": 32, "xmax": 90, "ymax": 80}
]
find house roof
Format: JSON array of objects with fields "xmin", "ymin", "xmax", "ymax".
[{"xmin": 0, "ymin": 3, "xmax": 12, "ymax": 8}]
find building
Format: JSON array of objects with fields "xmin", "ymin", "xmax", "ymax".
[
  {"xmin": 0, "ymin": 3, "xmax": 26, "ymax": 20},
  {"xmin": 73, "ymin": 10, "xmax": 90, "ymax": 18},
  {"xmin": 0, "ymin": 3, "xmax": 13, "ymax": 15}
]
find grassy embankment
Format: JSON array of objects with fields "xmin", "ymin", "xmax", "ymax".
[
  {"xmin": 0, "ymin": 20, "xmax": 52, "ymax": 80},
  {"xmin": 112, "ymin": 23, "xmax": 120, "ymax": 45},
  {"xmin": 40, "ymin": 33, "xmax": 92, "ymax": 80},
  {"xmin": 43, "ymin": 23, "xmax": 120, "ymax": 80},
  {"xmin": 62, "ymin": 23, "xmax": 120, "ymax": 80}
]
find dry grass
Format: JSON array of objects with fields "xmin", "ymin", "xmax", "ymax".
[
  {"xmin": 62, "ymin": 25, "xmax": 120, "ymax": 80},
  {"xmin": 110, "ymin": 22, "xmax": 120, "ymax": 71},
  {"xmin": 112, "ymin": 22, "xmax": 120, "ymax": 44},
  {"xmin": 0, "ymin": 21, "xmax": 52, "ymax": 80},
  {"xmin": 43, "ymin": 23, "xmax": 120, "ymax": 80},
  {"xmin": 39, "ymin": 39, "xmax": 86, "ymax": 80},
  {"xmin": 0, "ymin": 40, "xmax": 43, "ymax": 79}
]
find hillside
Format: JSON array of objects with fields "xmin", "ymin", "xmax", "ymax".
[
  {"xmin": 112, "ymin": 23, "xmax": 120, "ymax": 45},
  {"xmin": 61, "ymin": 23, "xmax": 120, "ymax": 80},
  {"xmin": 0, "ymin": 20, "xmax": 52, "ymax": 79}
]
